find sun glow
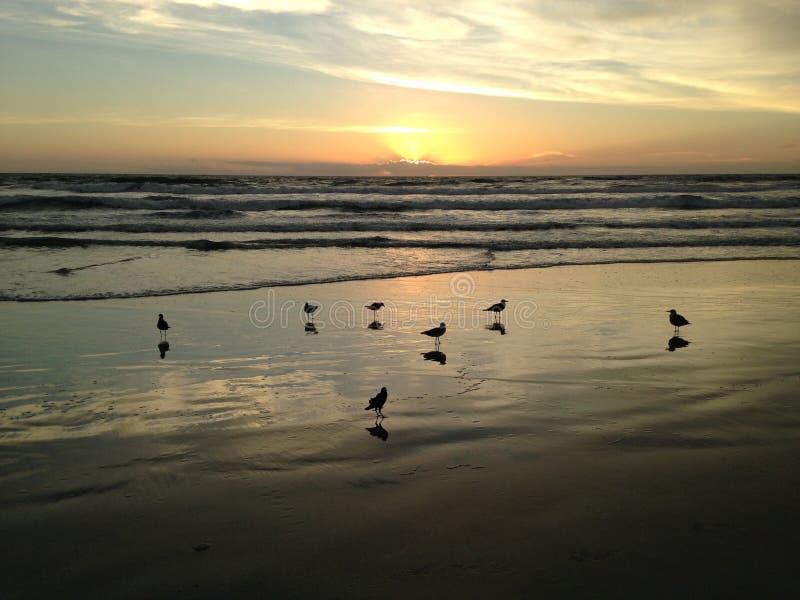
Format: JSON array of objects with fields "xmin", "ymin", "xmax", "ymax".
[
  {"xmin": 376, "ymin": 126, "xmax": 430, "ymax": 134},
  {"xmin": 379, "ymin": 124, "xmax": 484, "ymax": 166},
  {"xmin": 383, "ymin": 130, "xmax": 428, "ymax": 162}
]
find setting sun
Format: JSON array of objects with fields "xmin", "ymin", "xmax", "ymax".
[{"xmin": 383, "ymin": 130, "xmax": 429, "ymax": 162}]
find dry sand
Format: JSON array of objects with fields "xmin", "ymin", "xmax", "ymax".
[{"xmin": 1, "ymin": 260, "xmax": 800, "ymax": 598}]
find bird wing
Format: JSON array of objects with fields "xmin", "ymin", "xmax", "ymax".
[{"xmin": 366, "ymin": 389, "xmax": 386, "ymax": 408}]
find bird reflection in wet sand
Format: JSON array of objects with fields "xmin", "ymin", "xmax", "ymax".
[
  {"xmin": 304, "ymin": 322, "xmax": 318, "ymax": 334},
  {"xmin": 421, "ymin": 322, "xmax": 446, "ymax": 350},
  {"xmin": 157, "ymin": 341, "xmax": 170, "ymax": 359},
  {"xmin": 422, "ymin": 350, "xmax": 447, "ymax": 364},
  {"xmin": 667, "ymin": 336, "xmax": 690, "ymax": 352},
  {"xmin": 367, "ymin": 320, "xmax": 383, "ymax": 330},
  {"xmin": 366, "ymin": 417, "xmax": 388, "ymax": 442},
  {"xmin": 364, "ymin": 386, "xmax": 388, "ymax": 417},
  {"xmin": 486, "ymin": 322, "xmax": 506, "ymax": 335}
]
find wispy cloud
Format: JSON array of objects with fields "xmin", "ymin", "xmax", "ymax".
[
  {"xmin": 529, "ymin": 151, "xmax": 577, "ymax": 160},
  {"xmin": 0, "ymin": 114, "xmax": 431, "ymax": 133},
  {"xmin": 1, "ymin": 0, "xmax": 798, "ymax": 112}
]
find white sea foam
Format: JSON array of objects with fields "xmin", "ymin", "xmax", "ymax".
[{"xmin": 0, "ymin": 174, "xmax": 797, "ymax": 300}]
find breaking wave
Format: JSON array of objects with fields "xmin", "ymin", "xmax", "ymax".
[
  {"xmin": 3, "ymin": 234, "xmax": 798, "ymax": 251},
  {"xmin": 2, "ymin": 193, "xmax": 800, "ymax": 212}
]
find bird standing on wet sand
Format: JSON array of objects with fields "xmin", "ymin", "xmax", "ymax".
[
  {"xmin": 667, "ymin": 309, "xmax": 690, "ymax": 334},
  {"xmin": 364, "ymin": 386, "xmax": 388, "ymax": 417},
  {"xmin": 365, "ymin": 301, "xmax": 385, "ymax": 319},
  {"xmin": 157, "ymin": 313, "xmax": 170, "ymax": 340},
  {"xmin": 303, "ymin": 302, "xmax": 319, "ymax": 322},
  {"xmin": 421, "ymin": 322, "xmax": 447, "ymax": 349},
  {"xmin": 483, "ymin": 299, "xmax": 507, "ymax": 322}
]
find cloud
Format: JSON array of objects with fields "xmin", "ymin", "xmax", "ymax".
[
  {"xmin": 0, "ymin": 113, "xmax": 430, "ymax": 133},
  {"xmin": 179, "ymin": 1, "xmax": 331, "ymax": 13},
  {"xmin": 529, "ymin": 151, "xmax": 577, "ymax": 160},
  {"xmin": 347, "ymin": 7, "xmax": 471, "ymax": 41},
  {"xmin": 648, "ymin": 151, "xmax": 757, "ymax": 163},
  {"xmin": 2, "ymin": 0, "xmax": 798, "ymax": 112}
]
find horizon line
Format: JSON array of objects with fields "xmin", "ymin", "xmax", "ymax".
[{"xmin": 2, "ymin": 170, "xmax": 797, "ymax": 177}]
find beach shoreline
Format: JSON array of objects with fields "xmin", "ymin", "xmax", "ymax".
[
  {"xmin": 2, "ymin": 259, "xmax": 800, "ymax": 598},
  {"xmin": 2, "ymin": 254, "xmax": 799, "ymax": 303}
]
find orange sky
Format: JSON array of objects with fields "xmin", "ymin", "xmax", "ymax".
[{"xmin": 1, "ymin": 1, "xmax": 798, "ymax": 174}]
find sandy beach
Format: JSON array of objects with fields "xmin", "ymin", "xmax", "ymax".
[{"xmin": 2, "ymin": 259, "xmax": 800, "ymax": 598}]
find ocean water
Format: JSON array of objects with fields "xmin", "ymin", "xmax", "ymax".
[{"xmin": 0, "ymin": 173, "xmax": 798, "ymax": 301}]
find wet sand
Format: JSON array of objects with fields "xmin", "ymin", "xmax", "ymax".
[{"xmin": 2, "ymin": 260, "xmax": 800, "ymax": 598}]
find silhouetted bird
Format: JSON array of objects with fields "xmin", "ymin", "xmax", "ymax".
[
  {"xmin": 303, "ymin": 302, "xmax": 319, "ymax": 321},
  {"xmin": 421, "ymin": 322, "xmax": 446, "ymax": 349},
  {"xmin": 667, "ymin": 336, "xmax": 690, "ymax": 352},
  {"xmin": 667, "ymin": 309, "xmax": 690, "ymax": 334},
  {"xmin": 157, "ymin": 313, "xmax": 170, "ymax": 339},
  {"xmin": 364, "ymin": 386, "xmax": 388, "ymax": 417},
  {"xmin": 483, "ymin": 299, "xmax": 507, "ymax": 321},
  {"xmin": 365, "ymin": 301, "xmax": 385, "ymax": 318},
  {"xmin": 158, "ymin": 340, "xmax": 170, "ymax": 359}
]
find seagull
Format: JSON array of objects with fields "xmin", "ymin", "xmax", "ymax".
[
  {"xmin": 421, "ymin": 322, "xmax": 447, "ymax": 349},
  {"xmin": 364, "ymin": 386, "xmax": 388, "ymax": 417},
  {"xmin": 483, "ymin": 299, "xmax": 507, "ymax": 321},
  {"xmin": 303, "ymin": 302, "xmax": 319, "ymax": 321},
  {"xmin": 667, "ymin": 309, "xmax": 690, "ymax": 334},
  {"xmin": 365, "ymin": 301, "xmax": 385, "ymax": 319},
  {"xmin": 157, "ymin": 313, "xmax": 170, "ymax": 339}
]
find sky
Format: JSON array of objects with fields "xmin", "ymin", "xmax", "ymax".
[{"xmin": 0, "ymin": 0, "xmax": 798, "ymax": 175}]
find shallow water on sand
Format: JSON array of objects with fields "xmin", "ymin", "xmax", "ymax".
[{"xmin": 1, "ymin": 261, "xmax": 800, "ymax": 597}]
